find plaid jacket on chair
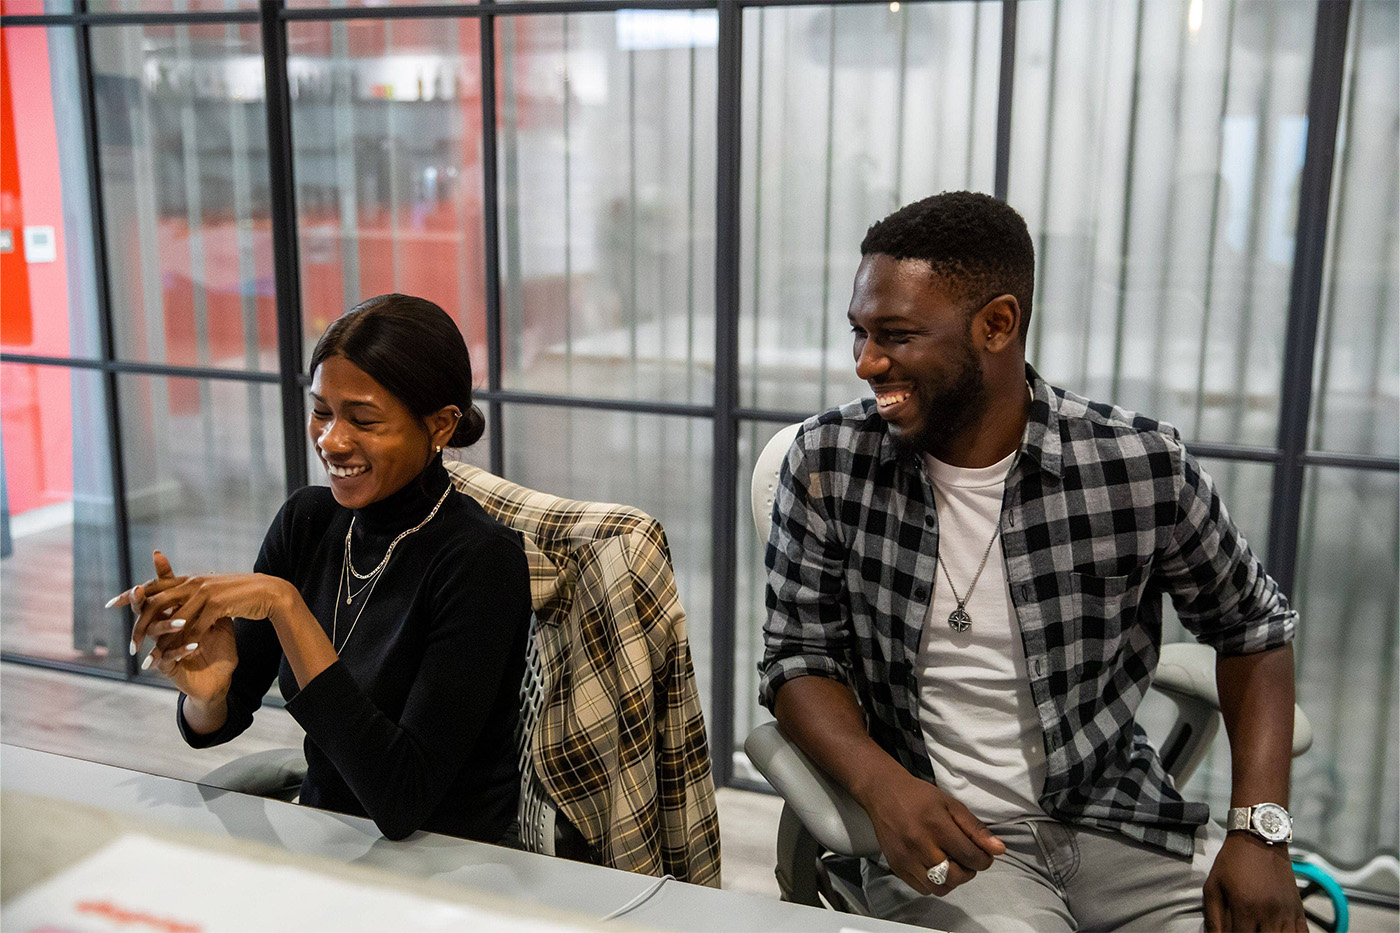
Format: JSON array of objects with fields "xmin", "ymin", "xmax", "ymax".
[{"xmin": 447, "ymin": 463, "xmax": 722, "ymax": 887}]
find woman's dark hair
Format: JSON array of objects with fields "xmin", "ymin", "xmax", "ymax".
[{"xmin": 309, "ymin": 294, "xmax": 486, "ymax": 449}]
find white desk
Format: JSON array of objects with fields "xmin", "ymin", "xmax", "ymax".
[{"xmin": 1, "ymin": 744, "xmax": 915, "ymax": 932}]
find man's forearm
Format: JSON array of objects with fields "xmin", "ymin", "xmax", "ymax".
[
  {"xmin": 1216, "ymin": 643, "xmax": 1295, "ymax": 807},
  {"xmin": 772, "ymin": 674, "xmax": 911, "ymax": 811}
]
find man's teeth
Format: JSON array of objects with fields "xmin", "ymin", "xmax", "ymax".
[
  {"xmin": 327, "ymin": 464, "xmax": 368, "ymax": 478},
  {"xmin": 877, "ymin": 392, "xmax": 911, "ymax": 409}
]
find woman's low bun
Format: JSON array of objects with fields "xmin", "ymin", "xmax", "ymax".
[{"xmin": 451, "ymin": 404, "xmax": 487, "ymax": 449}]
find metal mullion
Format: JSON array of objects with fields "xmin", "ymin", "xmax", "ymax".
[
  {"xmin": 1, "ymin": 653, "xmax": 136, "ymax": 683},
  {"xmin": 480, "ymin": 14, "xmax": 505, "ymax": 479},
  {"xmin": 259, "ymin": 0, "xmax": 308, "ymax": 494},
  {"xmin": 735, "ymin": 405, "xmax": 814, "ymax": 425},
  {"xmin": 1299, "ymin": 452, "xmax": 1399, "ymax": 473},
  {"xmin": 0, "ymin": 353, "xmax": 106, "ymax": 370},
  {"xmin": 73, "ymin": 13, "xmax": 136, "ymax": 678},
  {"xmin": 1265, "ymin": 1, "xmax": 1352, "ymax": 598},
  {"xmin": 711, "ymin": 0, "xmax": 742, "ymax": 788},
  {"xmin": 993, "ymin": 0, "xmax": 1016, "ymax": 201},
  {"xmin": 277, "ymin": 1, "xmax": 716, "ymax": 22},
  {"xmin": 0, "ymin": 354, "xmax": 284, "ymax": 383},
  {"xmin": 476, "ymin": 389, "xmax": 711, "ymax": 420},
  {"xmin": 737, "ymin": 0, "xmax": 975, "ymax": 7},
  {"xmin": 4, "ymin": 10, "xmax": 259, "ymax": 26}
]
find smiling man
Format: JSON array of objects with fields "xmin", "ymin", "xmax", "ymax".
[{"xmin": 760, "ymin": 192, "xmax": 1305, "ymax": 931}]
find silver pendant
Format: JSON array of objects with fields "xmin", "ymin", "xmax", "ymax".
[{"xmin": 947, "ymin": 608, "xmax": 972, "ymax": 632}]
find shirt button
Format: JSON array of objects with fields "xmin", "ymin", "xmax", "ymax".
[
  {"xmin": 1031, "ymin": 657, "xmax": 1045, "ymax": 678},
  {"xmin": 914, "ymin": 587, "xmax": 928, "ymax": 602},
  {"xmin": 924, "ymin": 515, "xmax": 935, "ymax": 526}
]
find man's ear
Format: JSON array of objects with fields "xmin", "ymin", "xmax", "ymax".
[{"xmin": 977, "ymin": 295, "xmax": 1022, "ymax": 353}]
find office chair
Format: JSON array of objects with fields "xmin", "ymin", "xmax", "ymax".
[
  {"xmin": 744, "ymin": 424, "xmax": 1345, "ymax": 931},
  {"xmin": 200, "ymin": 464, "xmax": 722, "ymax": 886}
]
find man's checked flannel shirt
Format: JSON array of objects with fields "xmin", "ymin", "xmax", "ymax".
[
  {"xmin": 760, "ymin": 366, "xmax": 1297, "ymax": 856},
  {"xmin": 448, "ymin": 463, "xmax": 721, "ymax": 886}
]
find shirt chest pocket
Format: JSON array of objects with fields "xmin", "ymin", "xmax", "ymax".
[{"xmin": 1064, "ymin": 563, "xmax": 1148, "ymax": 666}]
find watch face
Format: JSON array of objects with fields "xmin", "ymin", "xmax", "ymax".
[{"xmin": 1252, "ymin": 803, "xmax": 1292, "ymax": 842}]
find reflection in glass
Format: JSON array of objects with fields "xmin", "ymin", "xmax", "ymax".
[
  {"xmin": 1309, "ymin": 0, "xmax": 1399, "ymax": 459},
  {"xmin": 0, "ymin": 26, "xmax": 102, "ymax": 359},
  {"xmin": 739, "ymin": 2, "xmax": 1001, "ymax": 415},
  {"xmin": 288, "ymin": 18, "xmax": 488, "ymax": 368},
  {"xmin": 496, "ymin": 13, "xmax": 718, "ymax": 404},
  {"xmin": 1, "ymin": 365, "xmax": 124, "ymax": 671},
  {"xmin": 116, "ymin": 374, "xmax": 285, "ymax": 679},
  {"xmin": 90, "ymin": 24, "xmax": 279, "ymax": 372},
  {"xmin": 502, "ymin": 404, "xmax": 712, "ymax": 718},
  {"xmin": 1291, "ymin": 467, "xmax": 1398, "ymax": 866},
  {"xmin": 1010, "ymin": 0, "xmax": 1316, "ymax": 447}
]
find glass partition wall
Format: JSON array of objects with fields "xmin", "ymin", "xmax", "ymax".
[{"xmin": 2, "ymin": 0, "xmax": 1394, "ymax": 891}]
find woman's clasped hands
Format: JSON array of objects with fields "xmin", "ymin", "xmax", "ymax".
[{"xmin": 106, "ymin": 550, "xmax": 292, "ymax": 703}]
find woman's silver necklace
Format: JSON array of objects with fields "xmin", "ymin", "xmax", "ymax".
[
  {"xmin": 333, "ymin": 485, "xmax": 452, "ymax": 652},
  {"xmin": 936, "ymin": 518, "xmax": 1002, "ymax": 633}
]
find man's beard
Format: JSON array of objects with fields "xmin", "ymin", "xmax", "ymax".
[{"xmin": 892, "ymin": 340, "xmax": 988, "ymax": 457}]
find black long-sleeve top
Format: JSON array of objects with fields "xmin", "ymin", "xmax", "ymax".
[{"xmin": 179, "ymin": 457, "xmax": 531, "ymax": 843}]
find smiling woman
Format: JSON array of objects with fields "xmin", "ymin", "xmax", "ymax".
[{"xmin": 108, "ymin": 295, "xmax": 531, "ymax": 846}]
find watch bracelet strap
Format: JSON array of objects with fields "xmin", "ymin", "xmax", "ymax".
[{"xmin": 1225, "ymin": 807, "xmax": 1252, "ymax": 832}]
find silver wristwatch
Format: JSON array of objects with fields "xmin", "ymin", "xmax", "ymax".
[{"xmin": 1226, "ymin": 803, "xmax": 1293, "ymax": 844}]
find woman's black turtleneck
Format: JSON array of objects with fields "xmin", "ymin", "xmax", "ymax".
[{"xmin": 178, "ymin": 456, "xmax": 531, "ymax": 843}]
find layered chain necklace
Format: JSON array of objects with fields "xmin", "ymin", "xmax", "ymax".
[{"xmin": 333, "ymin": 484, "xmax": 452, "ymax": 652}]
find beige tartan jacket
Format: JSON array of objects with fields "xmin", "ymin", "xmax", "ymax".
[{"xmin": 447, "ymin": 463, "xmax": 722, "ymax": 887}]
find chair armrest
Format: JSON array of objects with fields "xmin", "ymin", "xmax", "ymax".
[
  {"xmin": 1154, "ymin": 642, "xmax": 1313, "ymax": 756},
  {"xmin": 744, "ymin": 721, "xmax": 881, "ymax": 859},
  {"xmin": 198, "ymin": 747, "xmax": 307, "ymax": 801}
]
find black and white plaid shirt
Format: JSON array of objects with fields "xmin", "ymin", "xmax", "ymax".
[{"xmin": 760, "ymin": 366, "xmax": 1297, "ymax": 856}]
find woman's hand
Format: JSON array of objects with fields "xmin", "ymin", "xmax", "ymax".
[
  {"xmin": 151, "ymin": 616, "xmax": 239, "ymax": 704},
  {"xmin": 105, "ymin": 550, "xmax": 189, "ymax": 655},
  {"xmin": 132, "ymin": 571, "xmax": 296, "ymax": 664}
]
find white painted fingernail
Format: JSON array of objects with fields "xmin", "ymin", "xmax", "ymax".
[
  {"xmin": 129, "ymin": 639, "xmax": 138, "ymax": 656},
  {"xmin": 184, "ymin": 643, "xmax": 198, "ymax": 652},
  {"xmin": 105, "ymin": 595, "xmax": 122, "ymax": 608},
  {"xmin": 170, "ymin": 619, "xmax": 187, "ymax": 629},
  {"xmin": 140, "ymin": 654, "xmax": 154, "ymax": 670}
]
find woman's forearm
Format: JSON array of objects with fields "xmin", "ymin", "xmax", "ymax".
[{"xmin": 268, "ymin": 580, "xmax": 340, "ymax": 689}]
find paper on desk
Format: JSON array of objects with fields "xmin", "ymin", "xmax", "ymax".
[{"xmin": 2, "ymin": 833, "xmax": 587, "ymax": 933}]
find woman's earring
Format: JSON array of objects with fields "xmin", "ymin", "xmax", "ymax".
[{"xmin": 435, "ymin": 445, "xmax": 443, "ymax": 454}]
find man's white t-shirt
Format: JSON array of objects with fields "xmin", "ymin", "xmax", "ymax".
[{"xmin": 916, "ymin": 448, "xmax": 1047, "ymax": 825}]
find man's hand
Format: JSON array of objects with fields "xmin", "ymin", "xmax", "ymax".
[
  {"xmin": 1203, "ymin": 834, "xmax": 1306, "ymax": 933},
  {"xmin": 865, "ymin": 769, "xmax": 1006, "ymax": 897}
]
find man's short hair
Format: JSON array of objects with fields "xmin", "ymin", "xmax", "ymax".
[{"xmin": 861, "ymin": 191, "xmax": 1035, "ymax": 339}]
